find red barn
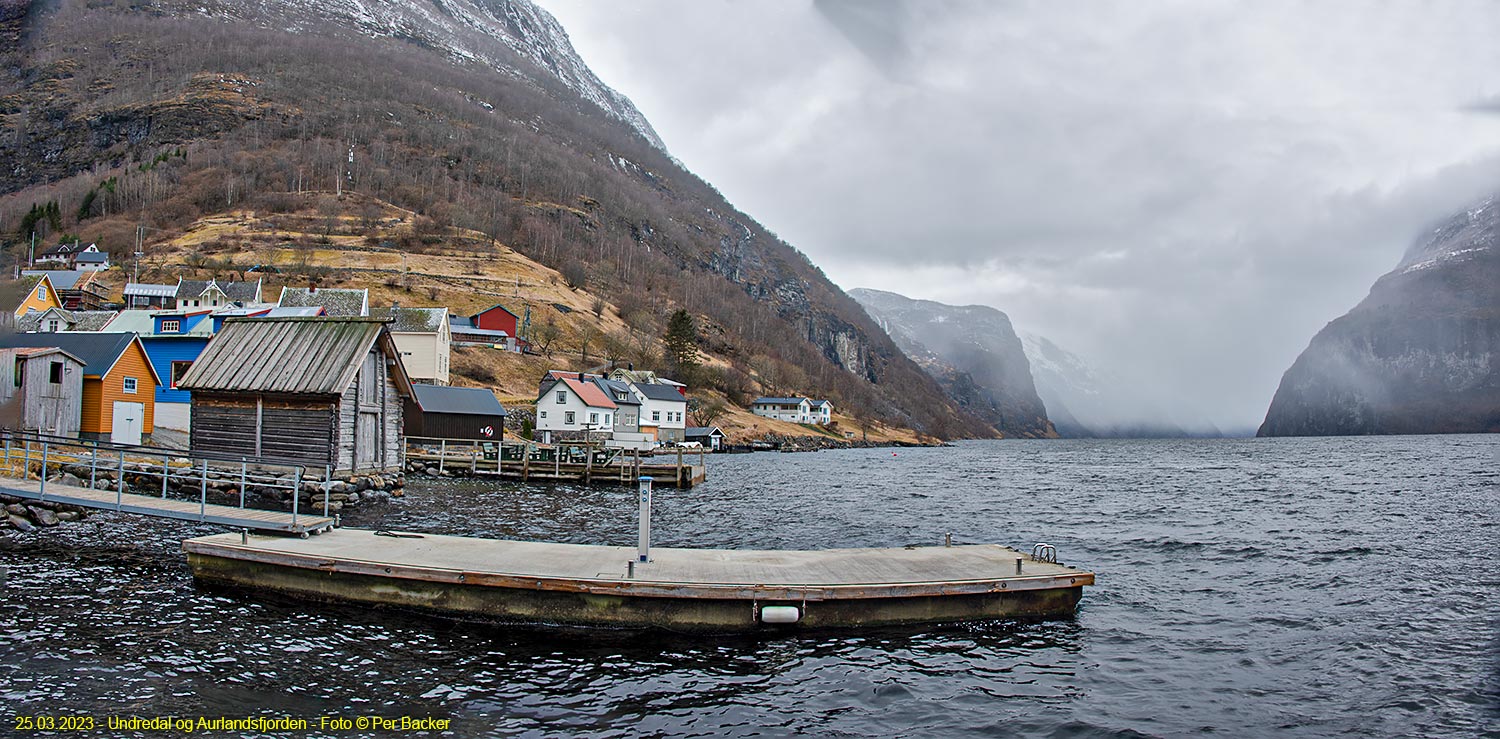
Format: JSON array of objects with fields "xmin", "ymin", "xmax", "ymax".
[{"xmin": 471, "ymin": 303, "xmax": 520, "ymax": 336}]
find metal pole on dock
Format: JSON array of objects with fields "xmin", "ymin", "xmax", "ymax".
[
  {"xmin": 323, "ymin": 466, "xmax": 331, "ymax": 516},
  {"xmin": 291, "ymin": 467, "xmax": 301, "ymax": 528},
  {"xmin": 199, "ymin": 458, "xmax": 208, "ymax": 521},
  {"xmin": 23, "ymin": 441, "xmax": 30, "ymax": 481},
  {"xmin": 116, "ymin": 448, "xmax": 125, "ymax": 509},
  {"xmin": 162, "ymin": 456, "xmax": 170, "ymax": 498},
  {"xmin": 239, "ymin": 461, "xmax": 247, "ymax": 509},
  {"xmin": 38, "ymin": 441, "xmax": 48, "ymax": 499},
  {"xmin": 438, "ymin": 439, "xmax": 446, "ymax": 476},
  {"xmin": 637, "ymin": 476, "xmax": 653, "ymax": 563}
]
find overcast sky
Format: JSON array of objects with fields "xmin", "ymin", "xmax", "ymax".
[{"xmin": 537, "ymin": 0, "xmax": 1500, "ymax": 431}]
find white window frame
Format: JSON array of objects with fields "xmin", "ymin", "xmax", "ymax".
[
  {"xmin": 556, "ymin": 391, "xmax": 566, "ymax": 404},
  {"xmin": 37, "ymin": 285, "xmax": 46, "ymax": 301},
  {"xmin": 539, "ymin": 411, "xmax": 547, "ymax": 419},
  {"xmin": 564, "ymin": 411, "xmax": 576, "ymax": 425},
  {"xmin": 161, "ymin": 319, "xmax": 180, "ymax": 333},
  {"xmin": 123, "ymin": 377, "xmax": 138, "ymax": 394},
  {"xmin": 652, "ymin": 410, "xmax": 661, "ymax": 422}
]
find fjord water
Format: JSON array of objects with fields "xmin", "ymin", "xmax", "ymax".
[{"xmin": 2, "ymin": 437, "xmax": 1496, "ymax": 737}]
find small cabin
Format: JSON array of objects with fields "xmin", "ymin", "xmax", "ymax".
[
  {"xmin": 404, "ymin": 385, "xmax": 507, "ymax": 441},
  {"xmin": 0, "ymin": 347, "xmax": 85, "ymax": 437},
  {"xmin": 179, "ymin": 317, "xmax": 411, "ymax": 474},
  {"xmin": 0, "ymin": 332, "xmax": 160, "ymax": 444}
]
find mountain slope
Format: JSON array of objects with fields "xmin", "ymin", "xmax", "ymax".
[
  {"xmin": 851, "ymin": 289, "xmax": 1054, "ymax": 438},
  {"xmin": 1259, "ymin": 193, "xmax": 1500, "ymax": 436},
  {"xmin": 0, "ymin": 0, "xmax": 988, "ymax": 438}
]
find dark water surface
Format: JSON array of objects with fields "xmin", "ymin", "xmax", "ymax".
[{"xmin": 2, "ymin": 436, "xmax": 1497, "ymax": 737}]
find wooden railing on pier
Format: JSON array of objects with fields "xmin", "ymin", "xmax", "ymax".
[{"xmin": 405, "ymin": 437, "xmax": 707, "ymax": 488}]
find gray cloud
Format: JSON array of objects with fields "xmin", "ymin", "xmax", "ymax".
[{"xmin": 538, "ymin": 0, "xmax": 1500, "ymax": 430}]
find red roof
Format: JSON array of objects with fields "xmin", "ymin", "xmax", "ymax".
[{"xmin": 560, "ymin": 377, "xmax": 617, "ymax": 409}]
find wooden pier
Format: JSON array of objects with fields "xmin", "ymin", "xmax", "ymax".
[
  {"xmin": 184, "ymin": 529, "xmax": 1095, "ymax": 631},
  {"xmin": 406, "ymin": 438, "xmax": 707, "ymax": 488},
  {"xmin": 0, "ymin": 476, "xmax": 335, "ymax": 535},
  {"xmin": 1, "ymin": 431, "xmax": 336, "ymax": 536}
]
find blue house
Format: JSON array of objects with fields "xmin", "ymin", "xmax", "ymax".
[{"xmin": 103, "ymin": 307, "xmax": 273, "ymax": 433}]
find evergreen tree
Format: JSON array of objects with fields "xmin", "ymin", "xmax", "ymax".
[{"xmin": 663, "ymin": 309, "xmax": 701, "ymax": 380}]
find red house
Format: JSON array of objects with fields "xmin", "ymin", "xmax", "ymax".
[{"xmin": 471, "ymin": 303, "xmax": 520, "ymax": 336}]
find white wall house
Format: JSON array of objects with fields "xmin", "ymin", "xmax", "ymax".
[
  {"xmin": 631, "ymin": 382, "xmax": 688, "ymax": 443},
  {"xmin": 752, "ymin": 397, "xmax": 812, "ymax": 423},
  {"xmin": 377, "ymin": 307, "xmax": 451, "ymax": 385},
  {"xmin": 535, "ymin": 377, "xmax": 617, "ymax": 444},
  {"xmin": 810, "ymin": 399, "xmax": 834, "ymax": 424}
]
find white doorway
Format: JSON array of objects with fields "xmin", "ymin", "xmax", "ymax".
[{"xmin": 112, "ymin": 401, "xmax": 144, "ymax": 445}]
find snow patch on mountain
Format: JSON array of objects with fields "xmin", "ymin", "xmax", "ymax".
[{"xmin": 181, "ymin": 0, "xmax": 667, "ymax": 152}]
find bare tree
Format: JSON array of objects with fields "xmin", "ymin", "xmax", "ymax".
[{"xmin": 530, "ymin": 319, "xmax": 561, "ymax": 357}]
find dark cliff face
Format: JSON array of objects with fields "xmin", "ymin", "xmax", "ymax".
[
  {"xmin": 850, "ymin": 288, "xmax": 1056, "ymax": 439},
  {"xmin": 1259, "ymin": 194, "xmax": 1500, "ymax": 436}
]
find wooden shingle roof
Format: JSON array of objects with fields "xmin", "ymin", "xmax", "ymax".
[{"xmin": 178, "ymin": 317, "xmax": 410, "ymax": 396}]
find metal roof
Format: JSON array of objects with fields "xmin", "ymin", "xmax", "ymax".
[
  {"xmin": 124, "ymin": 283, "xmax": 177, "ymax": 297},
  {"xmin": 549, "ymin": 377, "xmax": 616, "ymax": 409},
  {"xmin": 411, "ymin": 385, "xmax": 507, "ymax": 417},
  {"xmin": 754, "ymin": 397, "xmax": 809, "ymax": 405},
  {"xmin": 685, "ymin": 426, "xmax": 724, "ymax": 437},
  {"xmin": 22, "ymin": 270, "xmax": 85, "ymax": 290},
  {"xmin": 593, "ymin": 378, "xmax": 641, "ymax": 405},
  {"xmin": 0, "ymin": 332, "xmax": 156, "ymax": 382},
  {"xmin": 74, "ymin": 252, "xmax": 109, "ymax": 263},
  {"xmin": 634, "ymin": 383, "xmax": 687, "ymax": 402},
  {"xmin": 810, "ymin": 400, "xmax": 832, "ymax": 408},
  {"xmin": 178, "ymin": 317, "xmax": 410, "ymax": 396}
]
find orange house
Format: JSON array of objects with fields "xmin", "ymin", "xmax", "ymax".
[
  {"xmin": 0, "ymin": 332, "xmax": 160, "ymax": 444},
  {"xmin": 13, "ymin": 273, "xmax": 62, "ymax": 318}
]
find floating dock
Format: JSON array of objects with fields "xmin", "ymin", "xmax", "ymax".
[
  {"xmin": 406, "ymin": 438, "xmax": 707, "ymax": 488},
  {"xmin": 183, "ymin": 530, "xmax": 1094, "ymax": 630},
  {"xmin": 1, "ymin": 476, "xmax": 335, "ymax": 536}
]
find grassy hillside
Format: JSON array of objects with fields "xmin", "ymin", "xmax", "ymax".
[{"xmin": 72, "ymin": 193, "xmax": 931, "ymax": 444}]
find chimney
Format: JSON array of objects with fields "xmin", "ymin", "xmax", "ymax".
[{"xmin": 308, "ymin": 279, "xmax": 317, "ymax": 294}]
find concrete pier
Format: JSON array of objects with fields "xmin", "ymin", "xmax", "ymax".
[{"xmin": 184, "ymin": 530, "xmax": 1094, "ymax": 631}]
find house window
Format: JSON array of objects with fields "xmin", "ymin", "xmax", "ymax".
[
  {"xmin": 605, "ymin": 414, "xmax": 612, "ymax": 426},
  {"xmin": 161, "ymin": 319, "xmax": 180, "ymax": 333},
  {"xmin": 564, "ymin": 411, "xmax": 575, "ymax": 425},
  {"xmin": 37, "ymin": 285, "xmax": 46, "ymax": 301},
  {"xmin": 652, "ymin": 410, "xmax": 661, "ymax": 422},
  {"xmin": 539, "ymin": 411, "xmax": 547, "ymax": 419},
  {"xmin": 556, "ymin": 391, "xmax": 566, "ymax": 404},
  {"xmin": 49, "ymin": 362, "xmax": 62, "ymax": 384},
  {"xmin": 46, "ymin": 319, "xmax": 60, "ymax": 333},
  {"xmin": 123, "ymin": 377, "xmax": 138, "ymax": 394},
  {"xmin": 170, "ymin": 361, "xmax": 193, "ymax": 389}
]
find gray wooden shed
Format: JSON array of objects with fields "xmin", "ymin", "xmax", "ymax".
[
  {"xmin": 178, "ymin": 317, "xmax": 412, "ymax": 474},
  {"xmin": 0, "ymin": 347, "xmax": 85, "ymax": 437}
]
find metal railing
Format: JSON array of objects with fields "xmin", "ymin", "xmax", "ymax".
[{"xmin": 0, "ymin": 429, "xmax": 338, "ymax": 533}]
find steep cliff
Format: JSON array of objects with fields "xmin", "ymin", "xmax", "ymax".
[
  {"xmin": 851, "ymin": 289, "xmax": 1055, "ymax": 438},
  {"xmin": 1259, "ymin": 194, "xmax": 1500, "ymax": 436}
]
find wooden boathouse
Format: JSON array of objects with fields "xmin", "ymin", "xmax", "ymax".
[
  {"xmin": 178, "ymin": 317, "xmax": 411, "ymax": 474},
  {"xmin": 404, "ymin": 384, "xmax": 507, "ymax": 441}
]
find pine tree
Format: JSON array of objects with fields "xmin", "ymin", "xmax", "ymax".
[{"xmin": 663, "ymin": 309, "xmax": 701, "ymax": 380}]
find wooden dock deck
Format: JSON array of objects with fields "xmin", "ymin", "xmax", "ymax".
[
  {"xmin": 184, "ymin": 529, "xmax": 1094, "ymax": 630},
  {"xmin": 1, "ymin": 477, "xmax": 335, "ymax": 536}
]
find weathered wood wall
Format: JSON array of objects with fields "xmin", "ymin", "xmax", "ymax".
[
  {"xmin": 334, "ymin": 349, "xmax": 404, "ymax": 474},
  {"xmin": 0, "ymin": 351, "xmax": 84, "ymax": 437},
  {"xmin": 191, "ymin": 393, "xmax": 336, "ymax": 468}
]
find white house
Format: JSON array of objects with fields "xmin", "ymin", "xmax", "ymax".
[
  {"xmin": 175, "ymin": 278, "xmax": 263, "ymax": 310},
  {"xmin": 752, "ymin": 397, "xmax": 812, "ymax": 423},
  {"xmin": 373, "ymin": 306, "xmax": 451, "ymax": 385},
  {"xmin": 535, "ymin": 376, "xmax": 617, "ymax": 444},
  {"xmin": 810, "ymin": 399, "xmax": 834, "ymax": 424},
  {"xmin": 631, "ymin": 382, "xmax": 688, "ymax": 443},
  {"xmin": 74, "ymin": 251, "xmax": 110, "ymax": 271}
]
